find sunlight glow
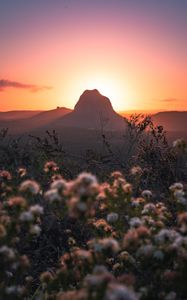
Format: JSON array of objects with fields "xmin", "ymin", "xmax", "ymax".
[{"xmin": 68, "ymin": 75, "xmax": 132, "ymax": 111}]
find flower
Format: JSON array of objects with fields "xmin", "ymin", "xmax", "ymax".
[
  {"xmin": 131, "ymin": 166, "xmax": 142, "ymax": 176},
  {"xmin": 0, "ymin": 246, "xmax": 15, "ymax": 260},
  {"xmin": 105, "ymin": 283, "xmax": 138, "ymax": 300},
  {"xmin": 30, "ymin": 225, "xmax": 41, "ymax": 236},
  {"xmin": 19, "ymin": 180, "xmax": 40, "ymax": 194},
  {"xmin": 169, "ymin": 182, "xmax": 183, "ymax": 193},
  {"xmin": 7, "ymin": 196, "xmax": 26, "ymax": 208},
  {"xmin": 29, "ymin": 205, "xmax": 44, "ymax": 215},
  {"xmin": 44, "ymin": 161, "xmax": 59, "ymax": 173},
  {"xmin": 107, "ymin": 213, "xmax": 119, "ymax": 224},
  {"xmin": 44, "ymin": 188, "xmax": 61, "ymax": 203},
  {"xmin": 0, "ymin": 170, "xmax": 12, "ymax": 180},
  {"xmin": 17, "ymin": 168, "xmax": 27, "ymax": 177},
  {"xmin": 129, "ymin": 217, "xmax": 142, "ymax": 228},
  {"xmin": 141, "ymin": 190, "xmax": 152, "ymax": 199},
  {"xmin": 19, "ymin": 211, "xmax": 34, "ymax": 222},
  {"xmin": 51, "ymin": 179, "xmax": 67, "ymax": 191}
]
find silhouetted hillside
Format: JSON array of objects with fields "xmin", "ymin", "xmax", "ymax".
[
  {"xmin": 0, "ymin": 110, "xmax": 43, "ymax": 120},
  {"xmin": 49, "ymin": 89, "xmax": 127, "ymax": 131},
  {"xmin": 152, "ymin": 111, "xmax": 187, "ymax": 132},
  {"xmin": 0, "ymin": 107, "xmax": 72, "ymax": 134}
]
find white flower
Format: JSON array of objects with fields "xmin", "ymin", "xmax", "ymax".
[
  {"xmin": 30, "ymin": 225, "xmax": 41, "ymax": 236},
  {"xmin": 129, "ymin": 217, "xmax": 142, "ymax": 228},
  {"xmin": 20, "ymin": 211, "xmax": 34, "ymax": 222},
  {"xmin": 142, "ymin": 190, "xmax": 152, "ymax": 199},
  {"xmin": 169, "ymin": 182, "xmax": 183, "ymax": 193},
  {"xmin": 0, "ymin": 246, "xmax": 15, "ymax": 260},
  {"xmin": 29, "ymin": 205, "xmax": 44, "ymax": 215},
  {"xmin": 107, "ymin": 213, "xmax": 119, "ymax": 224},
  {"xmin": 77, "ymin": 172, "xmax": 98, "ymax": 185},
  {"xmin": 44, "ymin": 189, "xmax": 61, "ymax": 203},
  {"xmin": 142, "ymin": 203, "xmax": 156, "ymax": 215},
  {"xmin": 165, "ymin": 291, "xmax": 177, "ymax": 300},
  {"xmin": 105, "ymin": 283, "xmax": 138, "ymax": 300},
  {"xmin": 155, "ymin": 229, "xmax": 180, "ymax": 245},
  {"xmin": 50, "ymin": 179, "xmax": 67, "ymax": 191}
]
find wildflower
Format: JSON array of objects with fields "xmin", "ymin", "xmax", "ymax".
[
  {"xmin": 141, "ymin": 190, "xmax": 152, "ymax": 199},
  {"xmin": 51, "ymin": 178, "xmax": 67, "ymax": 191},
  {"xmin": 5, "ymin": 286, "xmax": 25, "ymax": 296},
  {"xmin": 122, "ymin": 183, "xmax": 132, "ymax": 194},
  {"xmin": 131, "ymin": 166, "xmax": 142, "ymax": 176},
  {"xmin": 129, "ymin": 217, "xmax": 142, "ymax": 228},
  {"xmin": 111, "ymin": 171, "xmax": 124, "ymax": 179},
  {"xmin": 29, "ymin": 204, "xmax": 44, "ymax": 215},
  {"xmin": 19, "ymin": 180, "xmax": 40, "ymax": 194},
  {"xmin": 142, "ymin": 203, "xmax": 156, "ymax": 215},
  {"xmin": 30, "ymin": 225, "xmax": 41, "ymax": 236},
  {"xmin": 7, "ymin": 196, "xmax": 26, "ymax": 208},
  {"xmin": 165, "ymin": 291, "xmax": 177, "ymax": 300},
  {"xmin": 123, "ymin": 230, "xmax": 138, "ymax": 249},
  {"xmin": 169, "ymin": 182, "xmax": 183, "ymax": 193},
  {"xmin": 107, "ymin": 212, "xmax": 119, "ymax": 224},
  {"xmin": 84, "ymin": 266, "xmax": 114, "ymax": 288},
  {"xmin": 155, "ymin": 229, "xmax": 180, "ymax": 245},
  {"xmin": 100, "ymin": 238, "xmax": 120, "ymax": 253},
  {"xmin": 44, "ymin": 188, "xmax": 61, "ymax": 203},
  {"xmin": 92, "ymin": 238, "xmax": 120, "ymax": 254},
  {"xmin": 136, "ymin": 244, "xmax": 154, "ymax": 258},
  {"xmin": 93, "ymin": 219, "xmax": 112, "ymax": 232},
  {"xmin": 0, "ymin": 245, "xmax": 15, "ymax": 260},
  {"xmin": 0, "ymin": 170, "xmax": 12, "ymax": 180},
  {"xmin": 105, "ymin": 283, "xmax": 138, "ymax": 300},
  {"xmin": 19, "ymin": 211, "xmax": 34, "ymax": 222},
  {"xmin": 44, "ymin": 161, "xmax": 59, "ymax": 173},
  {"xmin": 17, "ymin": 167, "xmax": 27, "ymax": 177},
  {"xmin": 73, "ymin": 249, "xmax": 92, "ymax": 264}
]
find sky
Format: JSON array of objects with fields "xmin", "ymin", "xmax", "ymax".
[{"xmin": 0, "ymin": 0, "xmax": 187, "ymax": 112}]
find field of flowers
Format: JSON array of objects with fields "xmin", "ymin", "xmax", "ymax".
[{"xmin": 0, "ymin": 157, "xmax": 187, "ymax": 300}]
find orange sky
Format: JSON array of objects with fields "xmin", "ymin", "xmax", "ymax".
[{"xmin": 1, "ymin": 0, "xmax": 187, "ymax": 112}]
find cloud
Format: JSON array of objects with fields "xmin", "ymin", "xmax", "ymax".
[
  {"xmin": 160, "ymin": 98, "xmax": 177, "ymax": 103},
  {"xmin": 0, "ymin": 79, "xmax": 52, "ymax": 93}
]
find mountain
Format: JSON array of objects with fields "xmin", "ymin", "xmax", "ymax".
[
  {"xmin": 0, "ymin": 107, "xmax": 72, "ymax": 134},
  {"xmin": 29, "ymin": 107, "xmax": 72, "ymax": 127},
  {"xmin": 49, "ymin": 89, "xmax": 127, "ymax": 131},
  {"xmin": 152, "ymin": 111, "xmax": 187, "ymax": 132},
  {"xmin": 0, "ymin": 110, "xmax": 43, "ymax": 121}
]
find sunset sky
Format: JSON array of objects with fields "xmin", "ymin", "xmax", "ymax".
[{"xmin": 1, "ymin": 0, "xmax": 187, "ymax": 112}]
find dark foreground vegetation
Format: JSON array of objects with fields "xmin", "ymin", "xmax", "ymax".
[{"xmin": 0, "ymin": 115, "xmax": 187, "ymax": 299}]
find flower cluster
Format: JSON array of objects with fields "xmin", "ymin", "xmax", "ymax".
[{"xmin": 0, "ymin": 163, "xmax": 187, "ymax": 299}]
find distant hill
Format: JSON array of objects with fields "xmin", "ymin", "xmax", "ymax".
[
  {"xmin": 0, "ymin": 107, "xmax": 72, "ymax": 134},
  {"xmin": 29, "ymin": 107, "xmax": 72, "ymax": 127},
  {"xmin": 0, "ymin": 110, "xmax": 43, "ymax": 121},
  {"xmin": 49, "ymin": 89, "xmax": 127, "ymax": 131},
  {"xmin": 152, "ymin": 111, "xmax": 187, "ymax": 132}
]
